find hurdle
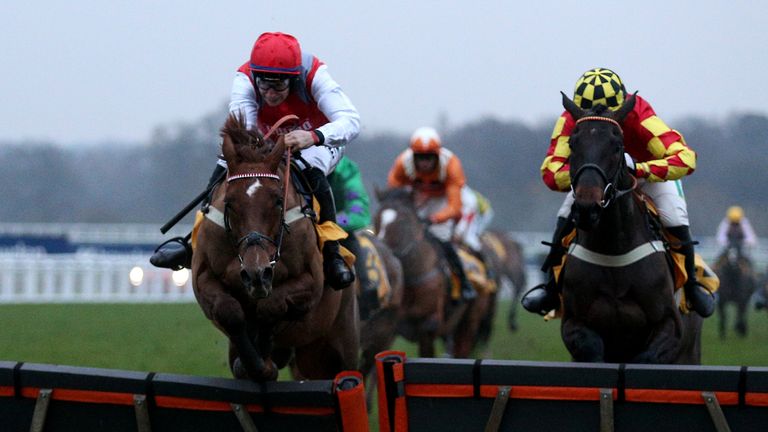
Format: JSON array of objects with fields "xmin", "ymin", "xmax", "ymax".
[
  {"xmin": 375, "ymin": 351, "xmax": 768, "ymax": 432},
  {"xmin": 0, "ymin": 361, "xmax": 368, "ymax": 431}
]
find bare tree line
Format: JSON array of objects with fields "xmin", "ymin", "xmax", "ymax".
[{"xmin": 2, "ymin": 106, "xmax": 767, "ymax": 238}]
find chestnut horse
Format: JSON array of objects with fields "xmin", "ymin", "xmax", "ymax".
[
  {"xmin": 191, "ymin": 115, "xmax": 358, "ymax": 381},
  {"xmin": 373, "ymin": 187, "xmax": 492, "ymax": 358},
  {"xmin": 713, "ymin": 223, "xmax": 755, "ymax": 339},
  {"xmin": 559, "ymin": 93, "xmax": 701, "ymax": 364}
]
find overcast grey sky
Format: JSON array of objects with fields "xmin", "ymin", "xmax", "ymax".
[{"xmin": 2, "ymin": 1, "xmax": 766, "ymax": 145}]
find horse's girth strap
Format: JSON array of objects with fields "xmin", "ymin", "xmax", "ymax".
[
  {"xmin": 568, "ymin": 241, "xmax": 665, "ymax": 267},
  {"xmin": 204, "ymin": 206, "xmax": 308, "ymax": 230}
]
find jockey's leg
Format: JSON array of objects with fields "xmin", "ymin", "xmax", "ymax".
[
  {"xmin": 150, "ymin": 163, "xmax": 226, "ymax": 270},
  {"xmin": 521, "ymin": 216, "xmax": 572, "ymax": 315},
  {"xmin": 340, "ymin": 233, "xmax": 378, "ymax": 319},
  {"xmin": 437, "ymin": 239, "xmax": 477, "ymax": 303},
  {"xmin": 666, "ymin": 225, "xmax": 715, "ymax": 317},
  {"xmin": 303, "ymin": 166, "xmax": 355, "ymax": 290}
]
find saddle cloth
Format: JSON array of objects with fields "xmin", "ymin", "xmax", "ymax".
[
  {"xmin": 449, "ymin": 247, "xmax": 497, "ymax": 300},
  {"xmin": 356, "ymin": 232, "xmax": 392, "ymax": 307}
]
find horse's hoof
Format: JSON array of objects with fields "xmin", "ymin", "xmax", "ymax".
[{"xmin": 232, "ymin": 357, "xmax": 249, "ymax": 379}]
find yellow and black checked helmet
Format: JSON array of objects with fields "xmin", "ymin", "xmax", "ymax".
[{"xmin": 573, "ymin": 68, "xmax": 626, "ymax": 111}]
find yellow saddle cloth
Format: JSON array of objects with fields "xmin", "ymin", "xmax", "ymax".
[
  {"xmin": 449, "ymin": 246, "xmax": 497, "ymax": 300},
  {"xmin": 356, "ymin": 232, "xmax": 392, "ymax": 307}
]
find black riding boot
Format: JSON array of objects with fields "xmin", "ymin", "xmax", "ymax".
[
  {"xmin": 521, "ymin": 216, "xmax": 572, "ymax": 315},
  {"xmin": 341, "ymin": 233, "xmax": 378, "ymax": 319},
  {"xmin": 304, "ymin": 167, "xmax": 355, "ymax": 290},
  {"xmin": 149, "ymin": 163, "xmax": 226, "ymax": 270},
  {"xmin": 437, "ymin": 240, "xmax": 477, "ymax": 303},
  {"xmin": 667, "ymin": 225, "xmax": 715, "ymax": 317}
]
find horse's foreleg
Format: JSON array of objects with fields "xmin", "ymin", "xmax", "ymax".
[
  {"xmin": 561, "ymin": 318, "xmax": 604, "ymax": 362},
  {"xmin": 718, "ymin": 299, "xmax": 727, "ymax": 339},
  {"xmin": 632, "ymin": 315, "xmax": 681, "ymax": 364},
  {"xmin": 200, "ymin": 285, "xmax": 275, "ymax": 381}
]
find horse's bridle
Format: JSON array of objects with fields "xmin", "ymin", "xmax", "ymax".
[
  {"xmin": 224, "ymin": 169, "xmax": 290, "ymax": 269},
  {"xmin": 570, "ymin": 116, "xmax": 637, "ymax": 208},
  {"xmin": 223, "ymin": 114, "xmax": 299, "ymax": 269}
]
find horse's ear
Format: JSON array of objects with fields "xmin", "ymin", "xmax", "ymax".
[
  {"xmin": 373, "ymin": 184, "xmax": 383, "ymax": 202},
  {"xmin": 266, "ymin": 135, "xmax": 287, "ymax": 171},
  {"xmin": 561, "ymin": 91, "xmax": 585, "ymax": 120},
  {"xmin": 615, "ymin": 91, "xmax": 637, "ymax": 123}
]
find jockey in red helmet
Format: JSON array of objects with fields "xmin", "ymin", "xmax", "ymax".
[{"xmin": 151, "ymin": 32, "xmax": 361, "ymax": 291}]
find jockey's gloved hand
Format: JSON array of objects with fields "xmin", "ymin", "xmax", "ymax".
[{"xmin": 624, "ymin": 152, "xmax": 636, "ymax": 174}]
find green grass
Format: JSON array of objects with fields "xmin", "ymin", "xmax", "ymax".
[
  {"xmin": 2, "ymin": 301, "xmax": 766, "ymax": 432},
  {"xmin": 1, "ymin": 301, "xmax": 767, "ymax": 377}
]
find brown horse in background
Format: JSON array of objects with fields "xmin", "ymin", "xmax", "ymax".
[
  {"xmin": 713, "ymin": 223, "xmax": 756, "ymax": 339},
  {"xmin": 474, "ymin": 229, "xmax": 527, "ymax": 355},
  {"xmin": 373, "ymin": 187, "xmax": 491, "ymax": 358},
  {"xmin": 559, "ymin": 93, "xmax": 701, "ymax": 364},
  {"xmin": 191, "ymin": 115, "xmax": 358, "ymax": 381},
  {"xmin": 353, "ymin": 229, "xmax": 404, "ymax": 407}
]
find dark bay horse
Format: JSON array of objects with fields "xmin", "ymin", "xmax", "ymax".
[
  {"xmin": 191, "ymin": 115, "xmax": 358, "ymax": 381},
  {"xmin": 713, "ymin": 223, "xmax": 755, "ymax": 338},
  {"xmin": 559, "ymin": 93, "xmax": 701, "ymax": 364},
  {"xmin": 373, "ymin": 187, "xmax": 492, "ymax": 358}
]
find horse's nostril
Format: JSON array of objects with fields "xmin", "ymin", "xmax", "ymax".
[
  {"xmin": 262, "ymin": 267, "xmax": 274, "ymax": 285},
  {"xmin": 240, "ymin": 269, "xmax": 251, "ymax": 285}
]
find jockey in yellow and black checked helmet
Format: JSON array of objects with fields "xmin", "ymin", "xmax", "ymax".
[{"xmin": 573, "ymin": 68, "xmax": 627, "ymax": 111}]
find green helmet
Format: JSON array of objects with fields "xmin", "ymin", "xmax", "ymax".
[{"xmin": 573, "ymin": 68, "xmax": 626, "ymax": 111}]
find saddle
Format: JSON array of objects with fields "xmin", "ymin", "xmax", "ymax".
[{"xmin": 551, "ymin": 191, "xmax": 718, "ymax": 315}]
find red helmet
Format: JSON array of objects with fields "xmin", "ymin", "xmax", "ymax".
[
  {"xmin": 409, "ymin": 127, "xmax": 442, "ymax": 154},
  {"xmin": 249, "ymin": 32, "xmax": 302, "ymax": 76}
]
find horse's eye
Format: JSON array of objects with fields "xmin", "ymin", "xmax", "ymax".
[{"xmin": 276, "ymin": 197, "xmax": 284, "ymax": 208}]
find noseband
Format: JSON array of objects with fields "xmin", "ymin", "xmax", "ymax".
[{"xmin": 570, "ymin": 116, "xmax": 636, "ymax": 208}]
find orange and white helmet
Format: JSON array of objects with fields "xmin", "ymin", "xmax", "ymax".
[{"xmin": 409, "ymin": 127, "xmax": 442, "ymax": 154}]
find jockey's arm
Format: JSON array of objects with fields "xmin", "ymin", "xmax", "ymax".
[
  {"xmin": 742, "ymin": 217, "xmax": 759, "ymax": 247},
  {"xmin": 430, "ymin": 157, "xmax": 466, "ymax": 224},
  {"xmin": 387, "ymin": 156, "xmax": 410, "ymax": 188},
  {"xmin": 229, "ymin": 72, "xmax": 259, "ymax": 129},
  {"xmin": 715, "ymin": 218, "xmax": 730, "ymax": 247},
  {"xmin": 625, "ymin": 97, "xmax": 696, "ymax": 182},
  {"xmin": 541, "ymin": 113, "xmax": 574, "ymax": 192},
  {"xmin": 311, "ymin": 65, "xmax": 360, "ymax": 147}
]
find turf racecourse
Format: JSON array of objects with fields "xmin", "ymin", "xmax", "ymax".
[{"xmin": 2, "ymin": 301, "xmax": 767, "ymax": 373}]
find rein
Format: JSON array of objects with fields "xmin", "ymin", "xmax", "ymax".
[{"xmin": 223, "ymin": 114, "xmax": 300, "ymax": 268}]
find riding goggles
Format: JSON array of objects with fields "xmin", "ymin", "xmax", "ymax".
[{"xmin": 254, "ymin": 76, "xmax": 291, "ymax": 92}]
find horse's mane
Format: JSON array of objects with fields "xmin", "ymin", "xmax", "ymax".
[
  {"xmin": 220, "ymin": 114, "xmax": 271, "ymax": 162},
  {"xmin": 378, "ymin": 187, "xmax": 414, "ymax": 207}
]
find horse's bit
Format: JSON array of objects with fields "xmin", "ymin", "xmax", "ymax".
[{"xmin": 570, "ymin": 116, "xmax": 636, "ymax": 208}]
